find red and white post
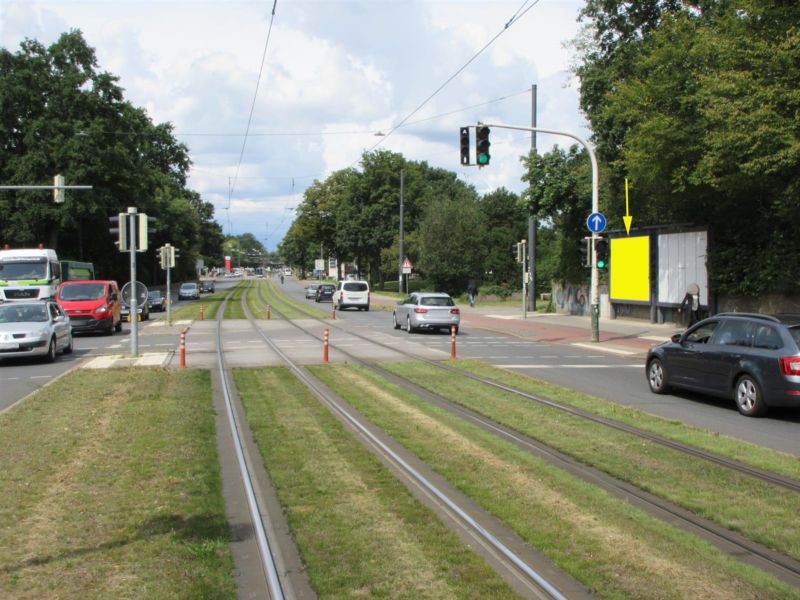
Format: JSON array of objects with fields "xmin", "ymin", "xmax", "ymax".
[
  {"xmin": 323, "ymin": 328, "xmax": 330, "ymax": 363},
  {"xmin": 450, "ymin": 325, "xmax": 457, "ymax": 359},
  {"xmin": 179, "ymin": 328, "xmax": 187, "ymax": 368}
]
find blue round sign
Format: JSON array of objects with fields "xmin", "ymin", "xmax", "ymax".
[{"xmin": 586, "ymin": 212, "xmax": 607, "ymax": 234}]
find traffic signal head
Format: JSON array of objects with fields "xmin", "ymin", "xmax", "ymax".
[
  {"xmin": 476, "ymin": 125, "xmax": 491, "ymax": 166},
  {"xmin": 579, "ymin": 237, "xmax": 590, "ymax": 268},
  {"xmin": 459, "ymin": 127, "xmax": 470, "ymax": 166},
  {"xmin": 594, "ymin": 237, "xmax": 609, "ymax": 270}
]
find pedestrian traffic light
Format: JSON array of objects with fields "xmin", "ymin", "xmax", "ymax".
[
  {"xmin": 594, "ymin": 237, "xmax": 609, "ymax": 270},
  {"xmin": 476, "ymin": 125, "xmax": 491, "ymax": 166},
  {"xmin": 460, "ymin": 127, "xmax": 470, "ymax": 166}
]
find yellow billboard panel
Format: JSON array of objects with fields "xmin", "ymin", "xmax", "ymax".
[{"xmin": 609, "ymin": 236, "xmax": 650, "ymax": 302}]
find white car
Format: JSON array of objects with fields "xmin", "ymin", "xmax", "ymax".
[
  {"xmin": 393, "ymin": 292, "xmax": 460, "ymax": 334},
  {"xmin": 305, "ymin": 283, "xmax": 320, "ymax": 299},
  {"xmin": 333, "ymin": 280, "xmax": 370, "ymax": 311},
  {"xmin": 0, "ymin": 300, "xmax": 73, "ymax": 362},
  {"xmin": 178, "ymin": 282, "xmax": 200, "ymax": 301}
]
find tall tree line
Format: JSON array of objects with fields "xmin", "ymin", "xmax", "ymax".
[{"xmin": 0, "ymin": 31, "xmax": 223, "ymax": 284}]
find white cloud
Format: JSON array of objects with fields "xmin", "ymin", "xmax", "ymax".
[{"xmin": 2, "ymin": 0, "xmax": 589, "ymax": 248}]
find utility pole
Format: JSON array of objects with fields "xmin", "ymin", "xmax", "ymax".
[
  {"xmin": 127, "ymin": 207, "xmax": 139, "ymax": 357},
  {"xmin": 398, "ymin": 168, "xmax": 405, "ymax": 294},
  {"xmin": 484, "ymin": 122, "xmax": 601, "ymax": 342},
  {"xmin": 528, "ymin": 84, "xmax": 537, "ymax": 314}
]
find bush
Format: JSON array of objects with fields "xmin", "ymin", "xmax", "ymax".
[{"xmin": 477, "ymin": 284, "xmax": 514, "ymax": 298}]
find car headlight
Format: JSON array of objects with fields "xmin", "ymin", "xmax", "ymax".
[{"xmin": 94, "ymin": 305, "xmax": 108, "ymax": 314}]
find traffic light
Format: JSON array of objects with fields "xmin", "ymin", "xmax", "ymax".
[
  {"xmin": 476, "ymin": 125, "xmax": 491, "ymax": 166},
  {"xmin": 579, "ymin": 237, "xmax": 590, "ymax": 268},
  {"xmin": 159, "ymin": 244, "xmax": 176, "ymax": 269},
  {"xmin": 108, "ymin": 213, "xmax": 130, "ymax": 252},
  {"xmin": 594, "ymin": 237, "xmax": 609, "ymax": 270},
  {"xmin": 459, "ymin": 127, "xmax": 470, "ymax": 166}
]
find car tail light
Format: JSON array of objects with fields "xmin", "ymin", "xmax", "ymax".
[
  {"xmin": 450, "ymin": 308, "xmax": 460, "ymax": 315},
  {"xmin": 414, "ymin": 307, "xmax": 428, "ymax": 314},
  {"xmin": 779, "ymin": 356, "xmax": 800, "ymax": 376}
]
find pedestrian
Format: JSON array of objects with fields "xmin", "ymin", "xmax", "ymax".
[
  {"xmin": 678, "ymin": 283, "xmax": 701, "ymax": 327},
  {"xmin": 467, "ymin": 280, "xmax": 478, "ymax": 308},
  {"xmin": 280, "ymin": 274, "xmax": 284, "ymax": 284}
]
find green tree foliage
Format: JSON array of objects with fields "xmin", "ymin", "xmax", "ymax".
[
  {"xmin": 576, "ymin": 1, "xmax": 800, "ymax": 295},
  {"xmin": 478, "ymin": 188, "xmax": 527, "ymax": 287},
  {"xmin": 521, "ymin": 146, "xmax": 594, "ymax": 284},
  {"xmin": 0, "ymin": 31, "xmax": 222, "ymax": 284}
]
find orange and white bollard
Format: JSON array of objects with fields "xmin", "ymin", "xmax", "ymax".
[
  {"xmin": 332, "ymin": 304, "xmax": 336, "ymax": 320},
  {"xmin": 179, "ymin": 328, "xmax": 187, "ymax": 368},
  {"xmin": 323, "ymin": 328, "xmax": 330, "ymax": 363},
  {"xmin": 266, "ymin": 304, "xmax": 271, "ymax": 320},
  {"xmin": 199, "ymin": 304, "xmax": 204, "ymax": 320},
  {"xmin": 450, "ymin": 325, "xmax": 457, "ymax": 359}
]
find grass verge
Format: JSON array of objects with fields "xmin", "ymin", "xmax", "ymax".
[
  {"xmin": 311, "ymin": 363, "xmax": 799, "ymax": 599},
  {"xmin": 0, "ymin": 369, "xmax": 234, "ymax": 599},
  {"xmin": 233, "ymin": 366, "xmax": 518, "ymax": 598},
  {"xmin": 380, "ymin": 359, "xmax": 800, "ymax": 561}
]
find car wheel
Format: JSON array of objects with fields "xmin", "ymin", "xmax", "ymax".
[
  {"xmin": 365, "ymin": 305, "xmax": 370, "ymax": 312},
  {"xmin": 406, "ymin": 316, "xmax": 414, "ymax": 334},
  {"xmin": 647, "ymin": 358, "xmax": 669, "ymax": 394},
  {"xmin": 393, "ymin": 313, "xmax": 400, "ymax": 329},
  {"xmin": 735, "ymin": 375, "xmax": 767, "ymax": 417},
  {"xmin": 44, "ymin": 337, "xmax": 57, "ymax": 363},
  {"xmin": 63, "ymin": 333, "xmax": 74, "ymax": 355},
  {"xmin": 338, "ymin": 300, "xmax": 344, "ymax": 311}
]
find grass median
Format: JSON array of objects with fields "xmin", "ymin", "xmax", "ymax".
[
  {"xmin": 311, "ymin": 362, "xmax": 799, "ymax": 599},
  {"xmin": 380, "ymin": 359, "xmax": 800, "ymax": 563},
  {"xmin": 0, "ymin": 369, "xmax": 234, "ymax": 599},
  {"xmin": 233, "ymin": 366, "xmax": 517, "ymax": 598}
]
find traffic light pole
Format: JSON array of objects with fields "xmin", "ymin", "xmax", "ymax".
[
  {"xmin": 484, "ymin": 123, "xmax": 601, "ymax": 342},
  {"xmin": 128, "ymin": 207, "xmax": 139, "ymax": 357}
]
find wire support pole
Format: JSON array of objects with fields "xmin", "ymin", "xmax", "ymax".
[{"xmin": 484, "ymin": 122, "xmax": 600, "ymax": 342}]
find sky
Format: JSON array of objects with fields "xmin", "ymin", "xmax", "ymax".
[{"xmin": 2, "ymin": 0, "xmax": 590, "ymax": 252}]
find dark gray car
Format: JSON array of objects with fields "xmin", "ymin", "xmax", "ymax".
[{"xmin": 646, "ymin": 313, "xmax": 800, "ymax": 416}]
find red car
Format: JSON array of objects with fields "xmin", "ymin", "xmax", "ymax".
[{"xmin": 56, "ymin": 280, "xmax": 123, "ymax": 335}]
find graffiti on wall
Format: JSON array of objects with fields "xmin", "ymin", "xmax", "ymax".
[{"xmin": 554, "ymin": 282, "xmax": 589, "ymax": 316}]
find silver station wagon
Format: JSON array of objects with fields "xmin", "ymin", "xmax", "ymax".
[{"xmin": 393, "ymin": 292, "xmax": 461, "ymax": 334}]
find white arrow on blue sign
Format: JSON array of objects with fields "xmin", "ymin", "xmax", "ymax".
[{"xmin": 586, "ymin": 212, "xmax": 607, "ymax": 234}]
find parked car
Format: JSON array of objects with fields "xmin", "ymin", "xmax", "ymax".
[
  {"xmin": 305, "ymin": 283, "xmax": 319, "ymax": 299},
  {"xmin": 646, "ymin": 313, "xmax": 800, "ymax": 416},
  {"xmin": 200, "ymin": 280, "xmax": 215, "ymax": 294},
  {"xmin": 56, "ymin": 280, "xmax": 122, "ymax": 335},
  {"xmin": 121, "ymin": 298, "xmax": 150, "ymax": 322},
  {"xmin": 332, "ymin": 280, "xmax": 370, "ymax": 311},
  {"xmin": 147, "ymin": 290, "xmax": 166, "ymax": 312},
  {"xmin": 393, "ymin": 292, "xmax": 461, "ymax": 334},
  {"xmin": 178, "ymin": 282, "xmax": 200, "ymax": 301},
  {"xmin": 315, "ymin": 284, "xmax": 335, "ymax": 303},
  {"xmin": 0, "ymin": 300, "xmax": 73, "ymax": 362}
]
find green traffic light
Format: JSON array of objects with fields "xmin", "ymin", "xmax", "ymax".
[
  {"xmin": 597, "ymin": 259, "xmax": 606, "ymax": 269},
  {"xmin": 478, "ymin": 153, "xmax": 490, "ymax": 165}
]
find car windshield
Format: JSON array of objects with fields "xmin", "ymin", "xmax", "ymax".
[
  {"xmin": 0, "ymin": 303, "xmax": 48, "ymax": 323},
  {"xmin": 0, "ymin": 260, "xmax": 47, "ymax": 281},
  {"xmin": 148, "ymin": 291, "xmax": 162, "ymax": 299},
  {"xmin": 60, "ymin": 283, "xmax": 105, "ymax": 300},
  {"xmin": 420, "ymin": 296, "xmax": 454, "ymax": 307},
  {"xmin": 181, "ymin": 284, "xmax": 196, "ymax": 290}
]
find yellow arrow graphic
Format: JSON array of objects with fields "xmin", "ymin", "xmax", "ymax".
[{"xmin": 623, "ymin": 177, "xmax": 633, "ymax": 235}]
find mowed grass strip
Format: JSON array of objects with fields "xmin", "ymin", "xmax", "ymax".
[
  {"xmin": 222, "ymin": 282, "xmax": 247, "ymax": 319},
  {"xmin": 168, "ymin": 290, "xmax": 225, "ymax": 322},
  {"xmin": 259, "ymin": 278, "xmax": 330, "ymax": 320},
  {"xmin": 233, "ymin": 367, "xmax": 517, "ymax": 598},
  {"xmin": 452, "ymin": 358, "xmax": 800, "ymax": 481},
  {"xmin": 311, "ymin": 363, "xmax": 799, "ymax": 599},
  {"xmin": 381, "ymin": 359, "xmax": 800, "ymax": 560},
  {"xmin": 0, "ymin": 369, "xmax": 234, "ymax": 599}
]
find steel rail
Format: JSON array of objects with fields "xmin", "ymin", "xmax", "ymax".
[
  {"xmin": 268, "ymin": 284, "xmax": 800, "ymax": 494},
  {"xmin": 215, "ymin": 288, "xmax": 285, "ymax": 600},
  {"xmin": 255, "ymin": 282, "xmax": 800, "ymax": 586},
  {"xmin": 246, "ymin": 280, "xmax": 568, "ymax": 599}
]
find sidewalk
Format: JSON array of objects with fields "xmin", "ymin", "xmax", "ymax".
[{"xmin": 371, "ymin": 293, "xmax": 680, "ymax": 357}]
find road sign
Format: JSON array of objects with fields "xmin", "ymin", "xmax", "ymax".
[
  {"xmin": 121, "ymin": 281, "xmax": 148, "ymax": 307},
  {"xmin": 401, "ymin": 257, "xmax": 413, "ymax": 274},
  {"xmin": 586, "ymin": 211, "xmax": 607, "ymax": 234}
]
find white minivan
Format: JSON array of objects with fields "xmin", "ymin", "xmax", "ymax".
[{"xmin": 333, "ymin": 280, "xmax": 370, "ymax": 311}]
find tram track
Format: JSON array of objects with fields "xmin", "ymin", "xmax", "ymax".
[
  {"xmin": 246, "ymin": 279, "xmax": 800, "ymax": 588},
  {"xmin": 235, "ymin": 281, "xmax": 580, "ymax": 599}
]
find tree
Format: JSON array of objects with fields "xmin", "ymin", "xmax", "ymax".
[{"xmin": 478, "ymin": 188, "xmax": 526, "ymax": 287}]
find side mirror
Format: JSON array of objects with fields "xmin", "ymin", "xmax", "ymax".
[
  {"xmin": 110, "ymin": 293, "xmax": 118, "ymax": 301},
  {"xmin": 671, "ymin": 333, "xmax": 683, "ymax": 343}
]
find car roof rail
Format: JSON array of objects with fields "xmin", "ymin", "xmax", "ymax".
[{"xmin": 714, "ymin": 312, "xmax": 781, "ymax": 323}]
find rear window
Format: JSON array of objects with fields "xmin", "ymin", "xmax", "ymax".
[
  {"xmin": 421, "ymin": 296, "xmax": 454, "ymax": 307},
  {"xmin": 343, "ymin": 282, "xmax": 368, "ymax": 292}
]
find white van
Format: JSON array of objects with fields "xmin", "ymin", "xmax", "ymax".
[{"xmin": 333, "ymin": 280, "xmax": 370, "ymax": 311}]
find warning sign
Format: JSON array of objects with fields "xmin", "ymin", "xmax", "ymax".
[{"xmin": 401, "ymin": 257, "xmax": 413, "ymax": 274}]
